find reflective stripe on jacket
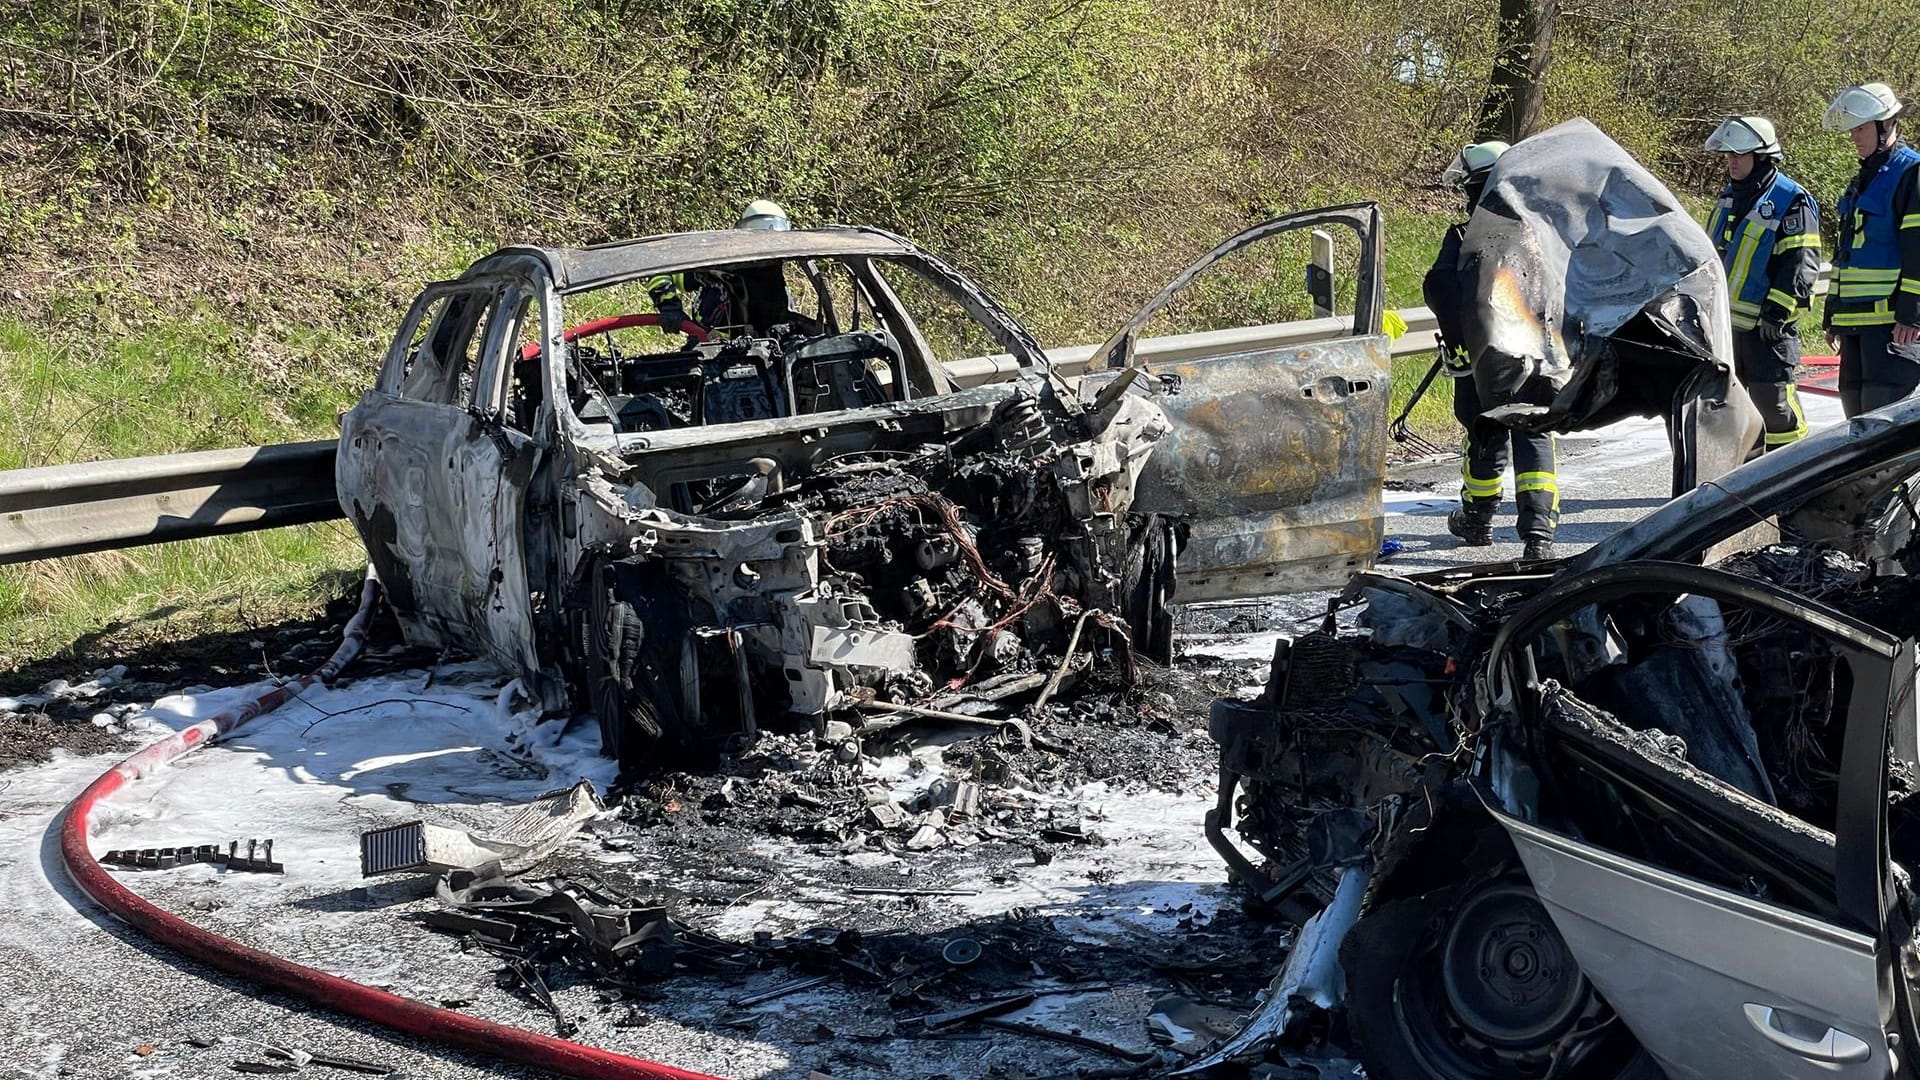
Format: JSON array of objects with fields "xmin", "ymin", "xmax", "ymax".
[
  {"xmin": 1833, "ymin": 144, "xmax": 1920, "ymax": 327},
  {"xmin": 1707, "ymin": 173, "xmax": 1817, "ymax": 330}
]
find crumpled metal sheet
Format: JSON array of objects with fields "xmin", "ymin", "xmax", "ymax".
[
  {"xmin": 1171, "ymin": 865, "xmax": 1372, "ymax": 1074},
  {"xmin": 359, "ymin": 781, "xmax": 605, "ymax": 877},
  {"xmin": 1578, "ymin": 395, "xmax": 1920, "ymax": 569},
  {"xmin": 1457, "ymin": 118, "xmax": 1733, "ymax": 429}
]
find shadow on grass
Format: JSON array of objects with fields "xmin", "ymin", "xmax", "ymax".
[{"xmin": 0, "ymin": 565, "xmax": 389, "ymax": 697}]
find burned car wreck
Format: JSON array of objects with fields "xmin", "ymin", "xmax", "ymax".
[
  {"xmin": 1208, "ymin": 426, "xmax": 1920, "ymax": 1080},
  {"xmin": 1204, "ymin": 122, "xmax": 1920, "ymax": 1080},
  {"xmin": 337, "ymin": 212, "xmax": 1390, "ymax": 763}
]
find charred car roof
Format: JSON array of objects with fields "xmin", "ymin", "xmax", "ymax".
[{"xmin": 463, "ymin": 226, "xmax": 924, "ymax": 293}]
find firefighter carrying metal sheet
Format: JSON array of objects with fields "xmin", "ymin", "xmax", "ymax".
[
  {"xmin": 1424, "ymin": 140, "xmax": 1559, "ymax": 562},
  {"xmin": 1703, "ymin": 116, "xmax": 1820, "ymax": 448},
  {"xmin": 1822, "ymin": 83, "xmax": 1920, "ymax": 417}
]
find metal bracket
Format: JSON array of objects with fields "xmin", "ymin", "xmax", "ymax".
[{"xmin": 102, "ymin": 838, "xmax": 283, "ymax": 874}]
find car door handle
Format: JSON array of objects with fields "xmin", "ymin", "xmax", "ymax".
[{"xmin": 1742, "ymin": 1003, "xmax": 1874, "ymax": 1063}]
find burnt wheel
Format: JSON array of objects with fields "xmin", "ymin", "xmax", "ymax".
[
  {"xmin": 1121, "ymin": 514, "xmax": 1177, "ymax": 665},
  {"xmin": 1343, "ymin": 873, "xmax": 1662, "ymax": 1079},
  {"xmin": 583, "ymin": 557, "xmax": 705, "ymax": 767},
  {"xmin": 586, "ymin": 580, "xmax": 657, "ymax": 765}
]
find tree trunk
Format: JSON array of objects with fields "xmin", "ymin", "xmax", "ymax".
[{"xmin": 1477, "ymin": 0, "xmax": 1558, "ymax": 142}]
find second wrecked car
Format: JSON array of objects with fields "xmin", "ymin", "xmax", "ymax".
[
  {"xmin": 337, "ymin": 211, "xmax": 1391, "ymax": 761},
  {"xmin": 1205, "ymin": 122, "xmax": 1920, "ymax": 1080},
  {"xmin": 1209, "ymin": 413, "xmax": 1920, "ymax": 1080}
]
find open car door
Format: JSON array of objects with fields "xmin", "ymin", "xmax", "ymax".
[
  {"xmin": 1480, "ymin": 562, "xmax": 1912, "ymax": 1079},
  {"xmin": 1080, "ymin": 204, "xmax": 1390, "ymax": 602}
]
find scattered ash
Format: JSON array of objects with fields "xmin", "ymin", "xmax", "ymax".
[
  {"xmin": 0, "ymin": 708, "xmax": 126, "ymax": 770},
  {"xmin": 0, "ymin": 597, "xmax": 433, "ymax": 775},
  {"xmin": 1, "ymin": 586, "xmax": 413, "ymax": 695},
  {"xmin": 427, "ymin": 862, "xmax": 1281, "ymax": 1009},
  {"xmin": 0, "ymin": 665, "xmax": 154, "ymax": 771},
  {"xmin": 600, "ymin": 660, "xmax": 1240, "ymax": 879},
  {"xmin": 1175, "ymin": 594, "xmax": 1342, "ymax": 640},
  {"xmin": 414, "ymin": 836, "xmax": 1286, "ymax": 1076},
  {"xmin": 302, "ymin": 628, "xmax": 1291, "ymax": 1076},
  {"xmin": 989, "ymin": 673, "xmax": 1230, "ymax": 791}
]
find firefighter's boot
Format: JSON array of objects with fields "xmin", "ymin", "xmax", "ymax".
[{"xmin": 1447, "ymin": 503, "xmax": 1496, "ymax": 546}]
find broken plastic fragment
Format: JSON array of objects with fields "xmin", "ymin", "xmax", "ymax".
[
  {"xmin": 926, "ymin": 778, "xmax": 981, "ymax": 818},
  {"xmin": 865, "ymin": 802, "xmax": 908, "ymax": 830},
  {"xmin": 1146, "ymin": 994, "xmax": 1245, "ymax": 1055},
  {"xmin": 358, "ymin": 780, "xmax": 603, "ymax": 876}
]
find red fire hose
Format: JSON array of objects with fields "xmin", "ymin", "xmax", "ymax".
[
  {"xmin": 518, "ymin": 313, "xmax": 711, "ymax": 360},
  {"xmin": 1800, "ymin": 354, "xmax": 1840, "ymax": 398},
  {"xmin": 57, "ymin": 575, "xmax": 724, "ymax": 1080}
]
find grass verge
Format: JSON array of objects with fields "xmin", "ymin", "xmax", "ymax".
[
  {"xmin": 0, "ymin": 526, "xmax": 367, "ymax": 676},
  {"xmin": 1389, "ymin": 355, "xmax": 1456, "ymax": 449},
  {"xmin": 0, "ymin": 305, "xmax": 373, "ymax": 677}
]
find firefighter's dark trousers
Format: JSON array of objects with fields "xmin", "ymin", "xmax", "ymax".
[
  {"xmin": 1732, "ymin": 327, "xmax": 1808, "ymax": 450},
  {"xmin": 1838, "ymin": 324, "xmax": 1920, "ymax": 418},
  {"xmin": 1453, "ymin": 375, "xmax": 1558, "ymax": 542}
]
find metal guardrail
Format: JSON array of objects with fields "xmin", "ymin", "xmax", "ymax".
[
  {"xmin": 0, "ymin": 315, "xmax": 1424, "ymax": 565},
  {"xmin": 943, "ymin": 310, "xmax": 1441, "ymax": 389},
  {"xmin": 0, "ymin": 441, "xmax": 341, "ymax": 565},
  {"xmin": 0, "ymin": 266, "xmax": 1842, "ymax": 565}
]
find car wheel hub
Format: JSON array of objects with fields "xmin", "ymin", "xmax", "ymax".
[{"xmin": 1439, "ymin": 883, "xmax": 1587, "ymax": 1050}]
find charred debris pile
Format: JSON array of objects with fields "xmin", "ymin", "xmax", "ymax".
[
  {"xmin": 371, "ymin": 664, "xmax": 1264, "ymax": 1070},
  {"xmin": 602, "ymin": 669, "xmax": 1220, "ymax": 861},
  {"xmin": 418, "ymin": 860, "xmax": 1275, "ymax": 1058}
]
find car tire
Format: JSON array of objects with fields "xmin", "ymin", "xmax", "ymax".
[
  {"xmin": 587, "ymin": 587, "xmax": 651, "ymax": 766},
  {"xmin": 1122, "ymin": 514, "xmax": 1176, "ymax": 665},
  {"xmin": 1343, "ymin": 872, "xmax": 1664, "ymax": 1080}
]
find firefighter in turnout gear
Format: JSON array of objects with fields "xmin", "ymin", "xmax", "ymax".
[
  {"xmin": 1424, "ymin": 141, "xmax": 1560, "ymax": 562},
  {"xmin": 648, "ymin": 200, "xmax": 796, "ymax": 337},
  {"xmin": 1823, "ymin": 83, "xmax": 1920, "ymax": 416},
  {"xmin": 1704, "ymin": 116, "xmax": 1820, "ymax": 448}
]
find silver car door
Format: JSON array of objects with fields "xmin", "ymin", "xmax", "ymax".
[
  {"xmin": 1481, "ymin": 562, "xmax": 1906, "ymax": 1080},
  {"xmin": 1496, "ymin": 810, "xmax": 1889, "ymax": 1080}
]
